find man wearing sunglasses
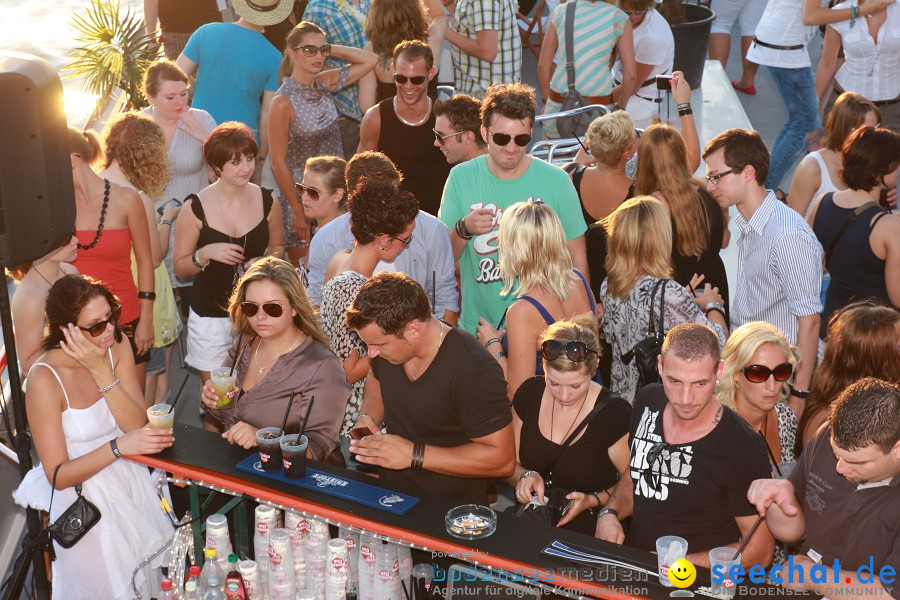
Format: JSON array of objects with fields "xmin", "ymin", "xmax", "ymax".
[
  {"xmin": 432, "ymin": 94, "xmax": 488, "ymax": 166},
  {"xmin": 597, "ymin": 324, "xmax": 774, "ymax": 569},
  {"xmin": 346, "ymin": 273, "xmax": 515, "ymax": 504},
  {"xmin": 747, "ymin": 378, "xmax": 900, "ymax": 599},
  {"xmin": 358, "ymin": 40, "xmax": 451, "ymax": 216},
  {"xmin": 703, "ymin": 129, "xmax": 823, "ymax": 415},
  {"xmin": 438, "ymin": 82, "xmax": 588, "ymax": 335}
]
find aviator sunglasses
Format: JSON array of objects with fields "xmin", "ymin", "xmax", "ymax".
[
  {"xmin": 240, "ymin": 301, "xmax": 285, "ymax": 318},
  {"xmin": 295, "ymin": 182, "xmax": 320, "ymax": 201},
  {"xmin": 540, "ymin": 339, "xmax": 597, "ymax": 363},
  {"xmin": 294, "ymin": 44, "xmax": 331, "ymax": 57},
  {"xmin": 78, "ymin": 304, "xmax": 121, "ymax": 337},
  {"xmin": 742, "ymin": 362, "xmax": 793, "ymax": 384},
  {"xmin": 490, "ymin": 131, "xmax": 532, "ymax": 147},
  {"xmin": 393, "ymin": 73, "xmax": 427, "ymax": 85}
]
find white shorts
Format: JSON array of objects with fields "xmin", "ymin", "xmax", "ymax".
[
  {"xmin": 710, "ymin": 0, "xmax": 767, "ymax": 37},
  {"xmin": 185, "ymin": 309, "xmax": 235, "ymax": 372}
]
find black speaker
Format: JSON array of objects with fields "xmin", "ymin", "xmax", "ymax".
[{"xmin": 0, "ymin": 52, "xmax": 76, "ymax": 267}]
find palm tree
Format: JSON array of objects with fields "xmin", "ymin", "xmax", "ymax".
[{"xmin": 65, "ymin": 0, "xmax": 157, "ymax": 115}]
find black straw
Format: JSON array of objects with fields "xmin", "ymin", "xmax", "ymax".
[
  {"xmin": 733, "ymin": 514, "xmax": 764, "ymax": 560},
  {"xmin": 298, "ymin": 396, "xmax": 315, "ymax": 438},
  {"xmin": 279, "ymin": 391, "xmax": 296, "ymax": 436},
  {"xmin": 401, "ymin": 580, "xmax": 412, "ymax": 600},
  {"xmin": 165, "ymin": 372, "xmax": 191, "ymax": 414},
  {"xmin": 229, "ymin": 330, "xmax": 245, "ymax": 377}
]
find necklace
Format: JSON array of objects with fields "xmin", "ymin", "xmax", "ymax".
[
  {"xmin": 254, "ymin": 334, "xmax": 303, "ymax": 374},
  {"xmin": 78, "ymin": 179, "xmax": 110, "ymax": 250},
  {"xmin": 406, "ymin": 321, "xmax": 446, "ymax": 381},
  {"xmin": 393, "ymin": 96, "xmax": 432, "ymax": 127},
  {"xmin": 31, "ymin": 265, "xmax": 62, "ymax": 288},
  {"xmin": 549, "ymin": 388, "xmax": 589, "ymax": 444}
]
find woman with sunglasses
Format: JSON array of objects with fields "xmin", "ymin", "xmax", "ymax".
[
  {"xmin": 599, "ymin": 196, "xmax": 727, "ymax": 403},
  {"xmin": 320, "ymin": 178, "xmax": 419, "ymax": 461},
  {"xmin": 477, "ymin": 201, "xmax": 598, "ymax": 401},
  {"xmin": 716, "ymin": 321, "xmax": 800, "ymax": 478},
  {"xmin": 269, "ymin": 21, "xmax": 376, "ymax": 264},
  {"xmin": 13, "ymin": 275, "xmax": 173, "ymax": 599},
  {"xmin": 508, "ymin": 314, "xmax": 631, "ymax": 535},
  {"xmin": 199, "ymin": 257, "xmax": 349, "ymax": 460},
  {"xmin": 797, "ymin": 303, "xmax": 900, "ymax": 450},
  {"xmin": 297, "ymin": 155, "xmax": 348, "ymax": 237}
]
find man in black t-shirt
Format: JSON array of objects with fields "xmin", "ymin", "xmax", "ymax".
[
  {"xmin": 596, "ymin": 323, "xmax": 774, "ymax": 569},
  {"xmin": 346, "ymin": 272, "xmax": 515, "ymax": 503}
]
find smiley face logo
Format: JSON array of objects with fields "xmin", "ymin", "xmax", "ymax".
[{"xmin": 668, "ymin": 558, "xmax": 696, "ymax": 588}]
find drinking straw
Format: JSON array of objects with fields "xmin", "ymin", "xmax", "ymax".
[
  {"xmin": 165, "ymin": 372, "xmax": 191, "ymax": 414},
  {"xmin": 298, "ymin": 396, "xmax": 316, "ymax": 438},
  {"xmin": 733, "ymin": 514, "xmax": 764, "ymax": 560},
  {"xmin": 229, "ymin": 330, "xmax": 245, "ymax": 377},
  {"xmin": 279, "ymin": 391, "xmax": 296, "ymax": 436},
  {"xmin": 401, "ymin": 580, "xmax": 412, "ymax": 600}
]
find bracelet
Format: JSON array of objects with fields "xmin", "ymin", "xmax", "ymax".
[
  {"xmin": 138, "ymin": 291, "xmax": 156, "ymax": 301},
  {"xmin": 454, "ymin": 217, "xmax": 473, "ymax": 240},
  {"xmin": 109, "ymin": 438, "xmax": 122, "ymax": 459},
  {"xmin": 484, "ymin": 337, "xmax": 501, "ymax": 348},
  {"xmin": 410, "ymin": 442, "xmax": 425, "ymax": 470},
  {"xmin": 159, "ymin": 220, "xmax": 173, "ymax": 228},
  {"xmin": 676, "ymin": 102, "xmax": 691, "ymax": 110},
  {"xmin": 678, "ymin": 108, "xmax": 693, "ymax": 117},
  {"xmin": 98, "ymin": 378, "xmax": 120, "ymax": 394},
  {"xmin": 703, "ymin": 301, "xmax": 725, "ymax": 315},
  {"xmin": 592, "ymin": 491, "xmax": 604, "ymax": 507},
  {"xmin": 850, "ymin": 3, "xmax": 858, "ymax": 26},
  {"xmin": 520, "ymin": 469, "xmax": 539, "ymax": 482},
  {"xmin": 492, "ymin": 350, "xmax": 506, "ymax": 359},
  {"xmin": 597, "ymin": 507, "xmax": 619, "ymax": 520},
  {"xmin": 790, "ymin": 388, "xmax": 811, "ymax": 399},
  {"xmin": 192, "ymin": 249, "xmax": 210, "ymax": 271}
]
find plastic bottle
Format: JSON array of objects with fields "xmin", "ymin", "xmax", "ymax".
[
  {"xmin": 224, "ymin": 554, "xmax": 247, "ymax": 599},
  {"xmin": 203, "ymin": 576, "xmax": 226, "ymax": 600},
  {"xmin": 184, "ymin": 581, "xmax": 201, "ymax": 600},
  {"xmin": 187, "ymin": 565, "xmax": 202, "ymax": 595},
  {"xmin": 199, "ymin": 548, "xmax": 225, "ymax": 595},
  {"xmin": 158, "ymin": 578, "xmax": 176, "ymax": 600}
]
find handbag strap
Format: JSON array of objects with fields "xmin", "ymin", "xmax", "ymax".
[
  {"xmin": 647, "ymin": 278, "xmax": 668, "ymax": 336},
  {"xmin": 564, "ymin": 0, "xmax": 577, "ymax": 93},
  {"xmin": 48, "ymin": 464, "xmax": 82, "ymax": 519},
  {"xmin": 824, "ymin": 200, "xmax": 883, "ymax": 271},
  {"xmin": 544, "ymin": 388, "xmax": 612, "ymax": 477}
]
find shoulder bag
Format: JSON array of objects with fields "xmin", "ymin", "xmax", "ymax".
[
  {"xmin": 47, "ymin": 463, "xmax": 101, "ymax": 549},
  {"xmin": 824, "ymin": 200, "xmax": 886, "ymax": 271},
  {"xmin": 622, "ymin": 278, "xmax": 668, "ymax": 391},
  {"xmin": 556, "ymin": 1, "xmax": 594, "ymax": 138}
]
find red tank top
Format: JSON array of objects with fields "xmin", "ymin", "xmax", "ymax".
[{"xmin": 74, "ymin": 228, "xmax": 141, "ymax": 323}]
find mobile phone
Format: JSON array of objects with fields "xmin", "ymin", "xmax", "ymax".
[
  {"xmin": 350, "ymin": 426, "xmax": 372, "ymax": 440},
  {"xmin": 156, "ymin": 197, "xmax": 183, "ymax": 217},
  {"xmin": 879, "ymin": 188, "xmax": 891, "ymax": 209},
  {"xmin": 656, "ymin": 75, "xmax": 674, "ymax": 91},
  {"xmin": 558, "ymin": 499, "xmax": 575, "ymax": 520}
]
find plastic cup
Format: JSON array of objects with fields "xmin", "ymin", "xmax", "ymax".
[
  {"xmin": 146, "ymin": 403, "xmax": 174, "ymax": 429},
  {"xmin": 280, "ymin": 434, "xmax": 309, "ymax": 479},
  {"xmin": 655, "ymin": 535, "xmax": 688, "ymax": 587},
  {"xmin": 256, "ymin": 427, "xmax": 284, "ymax": 471},
  {"xmin": 709, "ymin": 547, "xmax": 741, "ymax": 597},
  {"xmin": 210, "ymin": 367, "xmax": 237, "ymax": 408}
]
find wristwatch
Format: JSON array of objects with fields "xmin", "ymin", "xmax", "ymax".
[{"xmin": 597, "ymin": 507, "xmax": 619, "ymax": 520}]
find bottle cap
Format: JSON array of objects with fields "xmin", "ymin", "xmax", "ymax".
[
  {"xmin": 205, "ymin": 547, "xmax": 217, "ymax": 559},
  {"xmin": 161, "ymin": 578, "xmax": 173, "ymax": 591},
  {"xmin": 190, "ymin": 565, "xmax": 201, "ymax": 577},
  {"xmin": 228, "ymin": 553, "xmax": 239, "ymax": 563},
  {"xmin": 185, "ymin": 581, "xmax": 198, "ymax": 592}
]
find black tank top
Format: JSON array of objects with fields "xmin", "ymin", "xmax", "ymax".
[
  {"xmin": 377, "ymin": 98, "xmax": 451, "ymax": 216},
  {"xmin": 189, "ymin": 188, "xmax": 274, "ymax": 318}
]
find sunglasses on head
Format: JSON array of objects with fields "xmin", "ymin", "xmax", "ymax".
[
  {"xmin": 240, "ymin": 301, "xmax": 284, "ymax": 318},
  {"xmin": 79, "ymin": 304, "xmax": 121, "ymax": 337},
  {"xmin": 294, "ymin": 44, "xmax": 331, "ymax": 57},
  {"xmin": 540, "ymin": 339, "xmax": 597, "ymax": 363},
  {"xmin": 742, "ymin": 362, "xmax": 793, "ymax": 384},
  {"xmin": 295, "ymin": 182, "xmax": 320, "ymax": 201},
  {"xmin": 490, "ymin": 131, "xmax": 532, "ymax": 147},
  {"xmin": 393, "ymin": 73, "xmax": 427, "ymax": 85}
]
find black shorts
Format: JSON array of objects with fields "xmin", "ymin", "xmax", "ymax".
[{"xmin": 119, "ymin": 317, "xmax": 151, "ymax": 365}]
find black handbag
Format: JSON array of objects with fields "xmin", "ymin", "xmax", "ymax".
[
  {"xmin": 556, "ymin": 1, "xmax": 594, "ymax": 138},
  {"xmin": 622, "ymin": 279, "xmax": 668, "ymax": 391},
  {"xmin": 47, "ymin": 464, "xmax": 101, "ymax": 549}
]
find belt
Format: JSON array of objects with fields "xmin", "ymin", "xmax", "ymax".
[
  {"xmin": 636, "ymin": 94, "xmax": 665, "ymax": 103},
  {"xmin": 752, "ymin": 37, "xmax": 804, "ymax": 51},
  {"xmin": 548, "ymin": 89, "xmax": 612, "ymax": 105},
  {"xmin": 833, "ymin": 84, "xmax": 900, "ymax": 107}
]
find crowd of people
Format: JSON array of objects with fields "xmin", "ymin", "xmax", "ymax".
[{"xmin": 7, "ymin": 0, "xmax": 900, "ymax": 597}]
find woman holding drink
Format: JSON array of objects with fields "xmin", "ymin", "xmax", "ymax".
[{"xmin": 200, "ymin": 257, "xmax": 349, "ymax": 463}]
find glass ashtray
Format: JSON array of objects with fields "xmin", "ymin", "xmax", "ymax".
[{"xmin": 445, "ymin": 504, "xmax": 497, "ymax": 540}]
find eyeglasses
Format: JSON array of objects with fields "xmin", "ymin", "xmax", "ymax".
[
  {"xmin": 624, "ymin": 9, "xmax": 648, "ymax": 15},
  {"xmin": 78, "ymin": 304, "xmax": 121, "ymax": 337},
  {"xmin": 540, "ymin": 340, "xmax": 598, "ymax": 363},
  {"xmin": 433, "ymin": 128, "xmax": 462, "ymax": 145},
  {"xmin": 642, "ymin": 441, "xmax": 667, "ymax": 490},
  {"xmin": 295, "ymin": 182, "xmax": 320, "ymax": 201},
  {"xmin": 393, "ymin": 73, "xmax": 427, "ymax": 85},
  {"xmin": 240, "ymin": 301, "xmax": 285, "ymax": 318},
  {"xmin": 293, "ymin": 44, "xmax": 331, "ymax": 57},
  {"xmin": 490, "ymin": 131, "xmax": 532, "ymax": 147},
  {"xmin": 742, "ymin": 362, "xmax": 793, "ymax": 384},
  {"xmin": 392, "ymin": 232, "xmax": 413, "ymax": 247},
  {"xmin": 705, "ymin": 167, "xmax": 742, "ymax": 184}
]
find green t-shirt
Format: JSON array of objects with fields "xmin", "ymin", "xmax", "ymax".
[{"xmin": 438, "ymin": 155, "xmax": 587, "ymax": 333}]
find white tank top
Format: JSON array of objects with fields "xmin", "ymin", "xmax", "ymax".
[{"xmin": 805, "ymin": 150, "xmax": 841, "ymax": 217}]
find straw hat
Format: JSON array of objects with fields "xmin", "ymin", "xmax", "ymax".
[{"xmin": 232, "ymin": 0, "xmax": 294, "ymax": 26}]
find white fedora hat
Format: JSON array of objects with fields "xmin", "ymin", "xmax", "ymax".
[{"xmin": 232, "ymin": 0, "xmax": 294, "ymax": 26}]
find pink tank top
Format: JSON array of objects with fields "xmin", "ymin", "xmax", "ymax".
[{"xmin": 74, "ymin": 228, "xmax": 140, "ymax": 323}]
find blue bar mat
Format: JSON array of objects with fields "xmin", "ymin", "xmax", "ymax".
[{"xmin": 235, "ymin": 455, "xmax": 420, "ymax": 515}]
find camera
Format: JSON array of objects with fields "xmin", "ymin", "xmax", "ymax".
[{"xmin": 656, "ymin": 75, "xmax": 674, "ymax": 91}]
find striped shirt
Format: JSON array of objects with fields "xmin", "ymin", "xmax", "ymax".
[
  {"xmin": 451, "ymin": 0, "xmax": 522, "ymax": 96},
  {"xmin": 731, "ymin": 192, "xmax": 824, "ymax": 344}
]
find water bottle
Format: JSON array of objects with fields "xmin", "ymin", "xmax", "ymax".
[
  {"xmin": 202, "ymin": 576, "xmax": 226, "ymax": 600},
  {"xmin": 184, "ymin": 581, "xmax": 201, "ymax": 600},
  {"xmin": 186, "ymin": 564, "xmax": 202, "ymax": 595},
  {"xmin": 199, "ymin": 548, "xmax": 225, "ymax": 595},
  {"xmin": 158, "ymin": 578, "xmax": 176, "ymax": 600}
]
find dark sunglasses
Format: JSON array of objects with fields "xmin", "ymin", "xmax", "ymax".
[
  {"xmin": 642, "ymin": 442, "xmax": 667, "ymax": 490},
  {"xmin": 393, "ymin": 73, "xmax": 427, "ymax": 85},
  {"xmin": 624, "ymin": 9, "xmax": 648, "ymax": 15},
  {"xmin": 79, "ymin": 304, "xmax": 121, "ymax": 337},
  {"xmin": 540, "ymin": 339, "xmax": 597, "ymax": 363},
  {"xmin": 240, "ymin": 301, "xmax": 284, "ymax": 318},
  {"xmin": 294, "ymin": 44, "xmax": 331, "ymax": 57},
  {"xmin": 433, "ymin": 128, "xmax": 462, "ymax": 145},
  {"xmin": 490, "ymin": 131, "xmax": 532, "ymax": 147},
  {"xmin": 742, "ymin": 362, "xmax": 793, "ymax": 384},
  {"xmin": 295, "ymin": 182, "xmax": 320, "ymax": 201}
]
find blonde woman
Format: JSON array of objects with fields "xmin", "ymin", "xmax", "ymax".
[
  {"xmin": 599, "ymin": 196, "xmax": 727, "ymax": 403},
  {"xmin": 477, "ymin": 201, "xmax": 597, "ymax": 401},
  {"xmin": 716, "ymin": 322, "xmax": 799, "ymax": 478}
]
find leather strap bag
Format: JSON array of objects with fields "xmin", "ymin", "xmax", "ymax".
[
  {"xmin": 622, "ymin": 279, "xmax": 668, "ymax": 391},
  {"xmin": 555, "ymin": 1, "xmax": 594, "ymax": 138},
  {"xmin": 47, "ymin": 463, "xmax": 101, "ymax": 549}
]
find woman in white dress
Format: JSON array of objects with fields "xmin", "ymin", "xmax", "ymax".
[{"xmin": 13, "ymin": 274, "xmax": 173, "ymax": 599}]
